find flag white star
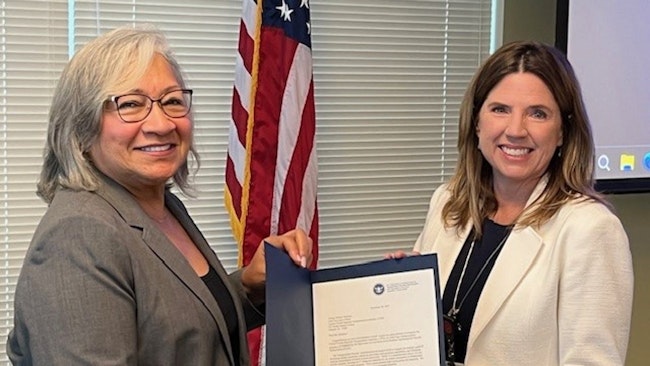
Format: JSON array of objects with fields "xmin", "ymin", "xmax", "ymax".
[
  {"xmin": 300, "ymin": 0, "xmax": 309, "ymax": 9},
  {"xmin": 276, "ymin": 0, "xmax": 294, "ymax": 22}
]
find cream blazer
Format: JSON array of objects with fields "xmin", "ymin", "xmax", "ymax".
[{"xmin": 414, "ymin": 179, "xmax": 633, "ymax": 365}]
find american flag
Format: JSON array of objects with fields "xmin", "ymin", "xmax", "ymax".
[{"xmin": 225, "ymin": 0, "xmax": 318, "ymax": 364}]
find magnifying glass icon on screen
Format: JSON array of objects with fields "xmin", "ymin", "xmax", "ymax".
[{"xmin": 597, "ymin": 154, "xmax": 611, "ymax": 171}]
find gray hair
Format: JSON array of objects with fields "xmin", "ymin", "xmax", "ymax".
[{"xmin": 37, "ymin": 25, "xmax": 199, "ymax": 203}]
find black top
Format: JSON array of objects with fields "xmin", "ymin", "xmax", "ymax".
[
  {"xmin": 201, "ymin": 266, "xmax": 240, "ymax": 364},
  {"xmin": 442, "ymin": 219, "xmax": 512, "ymax": 363}
]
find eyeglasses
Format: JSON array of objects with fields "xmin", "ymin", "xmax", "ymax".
[{"xmin": 108, "ymin": 89, "xmax": 193, "ymax": 123}]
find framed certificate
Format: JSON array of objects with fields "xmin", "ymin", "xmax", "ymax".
[{"xmin": 265, "ymin": 243, "xmax": 445, "ymax": 366}]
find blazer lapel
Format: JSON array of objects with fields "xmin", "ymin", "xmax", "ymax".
[
  {"xmin": 138, "ymin": 216, "xmax": 237, "ymax": 364},
  {"xmin": 467, "ymin": 226, "xmax": 543, "ymax": 350},
  {"xmin": 94, "ymin": 176, "xmax": 235, "ymax": 362},
  {"xmin": 139, "ymin": 220, "xmax": 215, "ymax": 304},
  {"xmin": 163, "ymin": 192, "xmax": 237, "ymax": 361},
  {"xmin": 467, "ymin": 174, "xmax": 549, "ymax": 345}
]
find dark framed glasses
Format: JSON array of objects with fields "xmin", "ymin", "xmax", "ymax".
[{"xmin": 108, "ymin": 89, "xmax": 193, "ymax": 123}]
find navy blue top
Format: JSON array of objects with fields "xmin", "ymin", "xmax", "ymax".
[{"xmin": 442, "ymin": 219, "xmax": 512, "ymax": 363}]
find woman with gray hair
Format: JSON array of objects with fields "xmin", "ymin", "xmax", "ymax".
[{"xmin": 7, "ymin": 25, "xmax": 312, "ymax": 366}]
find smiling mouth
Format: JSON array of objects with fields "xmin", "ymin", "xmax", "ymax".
[
  {"xmin": 500, "ymin": 146, "xmax": 531, "ymax": 156},
  {"xmin": 138, "ymin": 144, "xmax": 174, "ymax": 152}
]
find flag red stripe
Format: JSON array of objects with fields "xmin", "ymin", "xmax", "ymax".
[
  {"xmin": 237, "ymin": 20, "xmax": 254, "ymax": 73},
  {"xmin": 309, "ymin": 206, "xmax": 319, "ymax": 269},
  {"xmin": 231, "ymin": 88, "xmax": 248, "ymax": 147},
  {"xmin": 247, "ymin": 328, "xmax": 262, "ymax": 366},
  {"xmin": 225, "ymin": 156, "xmax": 242, "ymax": 219}
]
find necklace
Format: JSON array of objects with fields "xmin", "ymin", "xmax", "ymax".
[
  {"xmin": 449, "ymin": 227, "xmax": 512, "ymax": 317},
  {"xmin": 443, "ymin": 226, "xmax": 512, "ymax": 363}
]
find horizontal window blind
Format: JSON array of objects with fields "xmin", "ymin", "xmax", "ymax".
[
  {"xmin": 0, "ymin": 0, "xmax": 492, "ymax": 363},
  {"xmin": 0, "ymin": 2, "xmax": 69, "ymax": 364},
  {"xmin": 313, "ymin": 0, "xmax": 491, "ymax": 265}
]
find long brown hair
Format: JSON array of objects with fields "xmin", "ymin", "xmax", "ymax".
[{"xmin": 443, "ymin": 41, "xmax": 608, "ymax": 237}]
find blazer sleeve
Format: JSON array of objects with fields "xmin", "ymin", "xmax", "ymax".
[
  {"xmin": 8, "ymin": 214, "xmax": 138, "ymax": 366},
  {"xmin": 556, "ymin": 203, "xmax": 634, "ymax": 365}
]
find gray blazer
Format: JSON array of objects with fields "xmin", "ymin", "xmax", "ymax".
[{"xmin": 7, "ymin": 174, "xmax": 264, "ymax": 365}]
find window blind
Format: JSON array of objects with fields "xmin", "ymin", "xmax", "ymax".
[
  {"xmin": 0, "ymin": 2, "xmax": 69, "ymax": 362},
  {"xmin": 313, "ymin": 1, "xmax": 492, "ymax": 265},
  {"xmin": 0, "ymin": 0, "xmax": 492, "ymax": 363}
]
